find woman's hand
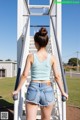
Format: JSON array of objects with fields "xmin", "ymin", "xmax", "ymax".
[
  {"xmin": 12, "ymin": 90, "xmax": 19, "ymax": 100},
  {"xmin": 12, "ymin": 90, "xmax": 18, "ymax": 96},
  {"xmin": 62, "ymin": 92, "xmax": 68, "ymax": 100}
]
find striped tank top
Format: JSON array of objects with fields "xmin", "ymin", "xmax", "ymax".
[{"xmin": 31, "ymin": 53, "xmax": 52, "ymax": 81}]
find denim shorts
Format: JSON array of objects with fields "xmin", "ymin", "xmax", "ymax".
[{"xmin": 26, "ymin": 81, "xmax": 55, "ymax": 106}]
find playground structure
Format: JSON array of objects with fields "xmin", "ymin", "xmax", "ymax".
[{"xmin": 13, "ymin": 0, "xmax": 68, "ymax": 120}]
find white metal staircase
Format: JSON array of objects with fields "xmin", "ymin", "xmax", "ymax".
[
  {"xmin": 13, "ymin": 0, "xmax": 68, "ymax": 120},
  {"xmin": 21, "ymin": 36, "xmax": 61, "ymax": 120}
]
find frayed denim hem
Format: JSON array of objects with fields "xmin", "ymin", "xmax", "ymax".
[
  {"xmin": 26, "ymin": 99, "xmax": 55, "ymax": 107},
  {"xmin": 26, "ymin": 99, "xmax": 39, "ymax": 105},
  {"xmin": 39, "ymin": 101, "xmax": 55, "ymax": 107}
]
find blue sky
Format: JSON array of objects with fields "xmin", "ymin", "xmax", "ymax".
[
  {"xmin": 62, "ymin": 4, "xmax": 80, "ymax": 62},
  {"xmin": 0, "ymin": 0, "xmax": 17, "ymax": 61},
  {"xmin": 0, "ymin": 0, "xmax": 80, "ymax": 63}
]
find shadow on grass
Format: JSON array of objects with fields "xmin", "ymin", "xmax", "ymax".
[{"xmin": 0, "ymin": 98, "xmax": 14, "ymax": 120}]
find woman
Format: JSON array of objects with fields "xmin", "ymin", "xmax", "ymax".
[{"xmin": 12, "ymin": 27, "xmax": 68, "ymax": 120}]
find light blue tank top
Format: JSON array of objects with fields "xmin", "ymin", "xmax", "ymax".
[{"xmin": 31, "ymin": 53, "xmax": 51, "ymax": 81}]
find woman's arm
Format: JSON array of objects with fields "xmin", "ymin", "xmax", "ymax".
[
  {"xmin": 51, "ymin": 55, "xmax": 68, "ymax": 99},
  {"xmin": 12, "ymin": 54, "xmax": 32, "ymax": 95}
]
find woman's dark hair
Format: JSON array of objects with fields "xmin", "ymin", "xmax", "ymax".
[{"xmin": 34, "ymin": 27, "xmax": 49, "ymax": 48}]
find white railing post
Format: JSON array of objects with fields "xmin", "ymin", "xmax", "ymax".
[
  {"xmin": 62, "ymin": 102, "xmax": 66, "ymax": 120},
  {"xmin": 14, "ymin": 0, "xmax": 24, "ymax": 120},
  {"xmin": 13, "ymin": 0, "xmax": 30, "ymax": 120},
  {"xmin": 14, "ymin": 100, "xmax": 18, "ymax": 120},
  {"xmin": 56, "ymin": 1, "xmax": 66, "ymax": 120},
  {"xmin": 50, "ymin": 0, "xmax": 67, "ymax": 120}
]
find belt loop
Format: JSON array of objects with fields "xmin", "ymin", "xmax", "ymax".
[{"xmin": 39, "ymin": 83, "xmax": 41, "ymax": 87}]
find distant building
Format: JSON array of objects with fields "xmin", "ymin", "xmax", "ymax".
[{"xmin": 0, "ymin": 61, "xmax": 17, "ymax": 77}]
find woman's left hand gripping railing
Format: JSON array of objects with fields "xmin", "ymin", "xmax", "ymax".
[
  {"xmin": 13, "ymin": 94, "xmax": 18, "ymax": 100},
  {"xmin": 13, "ymin": 67, "xmax": 21, "ymax": 101}
]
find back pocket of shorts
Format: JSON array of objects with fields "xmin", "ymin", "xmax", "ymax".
[
  {"xmin": 44, "ymin": 87, "xmax": 53, "ymax": 102},
  {"xmin": 26, "ymin": 86, "xmax": 37, "ymax": 101}
]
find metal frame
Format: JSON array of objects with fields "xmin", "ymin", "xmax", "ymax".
[
  {"xmin": 50, "ymin": 16, "xmax": 68, "ymax": 94},
  {"xmin": 30, "ymin": 25, "xmax": 50, "ymax": 27},
  {"xmin": 23, "ymin": 0, "xmax": 55, "ymax": 16},
  {"xmin": 26, "ymin": 13, "xmax": 49, "ymax": 16},
  {"xmin": 23, "ymin": 14, "xmax": 56, "ymax": 17},
  {"xmin": 22, "ymin": 0, "xmax": 57, "ymax": 17},
  {"xmin": 29, "ymin": 5, "xmax": 50, "ymax": 9},
  {"xmin": 48, "ymin": 0, "xmax": 54, "ymax": 15},
  {"xmin": 23, "ymin": 0, "xmax": 30, "ymax": 14}
]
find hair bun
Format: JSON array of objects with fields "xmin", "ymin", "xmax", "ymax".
[{"xmin": 39, "ymin": 27, "xmax": 47, "ymax": 36}]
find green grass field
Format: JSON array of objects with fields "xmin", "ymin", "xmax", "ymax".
[
  {"xmin": 0, "ymin": 76, "xmax": 80, "ymax": 108},
  {"xmin": 0, "ymin": 77, "xmax": 16, "ymax": 108},
  {"xmin": 66, "ymin": 76, "xmax": 80, "ymax": 107}
]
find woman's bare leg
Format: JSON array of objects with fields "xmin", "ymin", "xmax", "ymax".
[
  {"xmin": 25, "ymin": 102, "xmax": 38, "ymax": 120},
  {"xmin": 40, "ymin": 104, "xmax": 54, "ymax": 120}
]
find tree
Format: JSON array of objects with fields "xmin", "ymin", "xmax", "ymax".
[
  {"xmin": 5, "ymin": 59, "xmax": 11, "ymax": 61},
  {"xmin": 0, "ymin": 59, "xmax": 3, "ymax": 61},
  {"xmin": 68, "ymin": 58, "xmax": 80, "ymax": 66}
]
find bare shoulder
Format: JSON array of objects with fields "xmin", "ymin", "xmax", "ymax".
[
  {"xmin": 27, "ymin": 53, "xmax": 33, "ymax": 58},
  {"xmin": 27, "ymin": 53, "xmax": 33, "ymax": 63}
]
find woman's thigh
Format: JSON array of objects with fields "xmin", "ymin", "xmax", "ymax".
[
  {"xmin": 25, "ymin": 102, "xmax": 38, "ymax": 120},
  {"xmin": 40, "ymin": 104, "xmax": 54, "ymax": 120}
]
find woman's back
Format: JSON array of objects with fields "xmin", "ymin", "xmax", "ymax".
[{"xmin": 31, "ymin": 52, "xmax": 52, "ymax": 81}]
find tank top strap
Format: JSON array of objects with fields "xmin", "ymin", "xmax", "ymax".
[{"xmin": 33, "ymin": 53, "xmax": 38, "ymax": 63}]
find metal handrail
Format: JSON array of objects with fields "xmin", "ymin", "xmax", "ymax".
[
  {"xmin": 13, "ymin": 17, "xmax": 29, "ymax": 100},
  {"xmin": 50, "ymin": 16, "xmax": 68, "ymax": 101},
  {"xmin": 48, "ymin": 0, "xmax": 54, "ymax": 15},
  {"xmin": 24, "ymin": 0, "xmax": 30, "ymax": 14}
]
